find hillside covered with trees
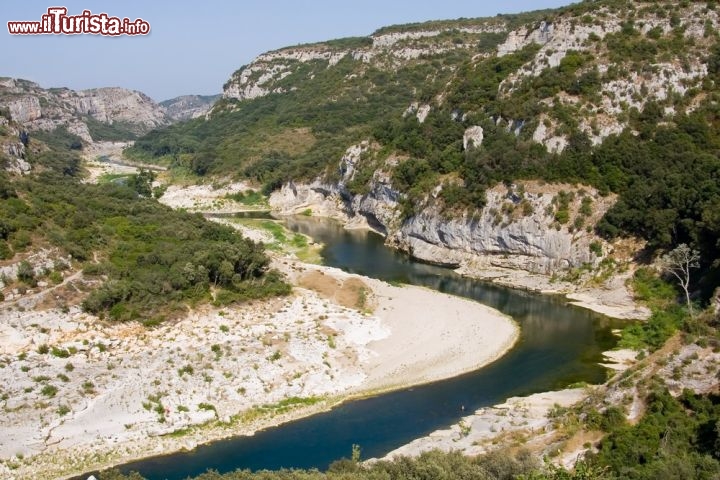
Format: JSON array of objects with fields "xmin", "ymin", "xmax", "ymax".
[
  {"xmin": 0, "ymin": 120, "xmax": 288, "ymax": 322},
  {"xmin": 128, "ymin": 0, "xmax": 720, "ymax": 301},
  {"xmin": 4, "ymin": 1, "xmax": 720, "ymax": 478}
]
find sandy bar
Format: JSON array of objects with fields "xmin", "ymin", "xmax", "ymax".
[
  {"xmin": 566, "ymin": 291, "xmax": 650, "ymax": 320},
  {"xmin": 7, "ymin": 261, "xmax": 518, "ymax": 480},
  {"xmin": 359, "ymin": 276, "xmax": 518, "ymax": 392},
  {"xmin": 279, "ymin": 260, "xmax": 520, "ymax": 394}
]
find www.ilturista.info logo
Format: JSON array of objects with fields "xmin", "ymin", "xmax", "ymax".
[{"xmin": 7, "ymin": 7, "xmax": 150, "ymax": 36}]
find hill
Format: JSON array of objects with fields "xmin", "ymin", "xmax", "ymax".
[
  {"xmin": 160, "ymin": 94, "xmax": 221, "ymax": 121},
  {"xmin": 0, "ymin": 78, "xmax": 170, "ymax": 143},
  {"xmin": 128, "ymin": 0, "xmax": 720, "ymax": 301}
]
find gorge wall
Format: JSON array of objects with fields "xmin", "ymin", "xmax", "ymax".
[{"xmin": 270, "ymin": 143, "xmax": 615, "ymax": 276}]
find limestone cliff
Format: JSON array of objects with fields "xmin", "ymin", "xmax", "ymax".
[
  {"xmin": 270, "ymin": 144, "xmax": 613, "ymax": 276},
  {"xmin": 0, "ymin": 77, "xmax": 170, "ymax": 142},
  {"xmin": 160, "ymin": 94, "xmax": 221, "ymax": 121},
  {"xmin": 0, "ymin": 117, "xmax": 30, "ymax": 175},
  {"xmin": 222, "ymin": 2, "xmax": 718, "ymax": 153},
  {"xmin": 222, "ymin": 21, "xmax": 507, "ymax": 102}
]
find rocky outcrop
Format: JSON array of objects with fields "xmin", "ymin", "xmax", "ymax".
[
  {"xmin": 348, "ymin": 173, "xmax": 401, "ymax": 234},
  {"xmin": 532, "ymin": 117, "xmax": 568, "ymax": 153},
  {"xmin": 1, "ymin": 141, "xmax": 25, "ymax": 160},
  {"xmin": 0, "ymin": 78, "xmax": 170, "ymax": 142},
  {"xmin": 4, "ymin": 156, "xmax": 31, "ymax": 175},
  {"xmin": 223, "ymin": 21, "xmax": 508, "ymax": 102},
  {"xmin": 160, "ymin": 94, "xmax": 221, "ymax": 121},
  {"xmin": 270, "ymin": 144, "xmax": 613, "ymax": 275},
  {"xmin": 6, "ymin": 95, "xmax": 42, "ymax": 124},
  {"xmin": 66, "ymin": 87, "xmax": 167, "ymax": 128},
  {"xmin": 462, "ymin": 126, "xmax": 484, "ymax": 150},
  {"xmin": 0, "ymin": 119, "xmax": 31, "ymax": 175},
  {"xmin": 404, "ymin": 102, "xmax": 431, "ymax": 123},
  {"xmin": 393, "ymin": 184, "xmax": 609, "ymax": 273},
  {"xmin": 270, "ymin": 180, "xmax": 349, "ymax": 221},
  {"xmin": 497, "ymin": 21, "xmax": 555, "ymax": 57}
]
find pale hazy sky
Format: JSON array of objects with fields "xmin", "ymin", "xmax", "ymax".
[{"xmin": 1, "ymin": 1, "xmax": 575, "ymax": 101}]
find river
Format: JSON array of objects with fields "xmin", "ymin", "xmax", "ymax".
[{"xmin": 109, "ymin": 216, "xmax": 620, "ymax": 479}]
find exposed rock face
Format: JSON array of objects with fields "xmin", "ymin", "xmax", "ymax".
[
  {"xmin": 4, "ymin": 156, "xmax": 31, "ymax": 175},
  {"xmin": 67, "ymin": 87, "xmax": 167, "ymax": 128},
  {"xmin": 6, "ymin": 95, "xmax": 42, "ymax": 124},
  {"xmin": 337, "ymin": 142, "xmax": 367, "ymax": 187},
  {"xmin": 463, "ymin": 126, "xmax": 484, "ymax": 150},
  {"xmin": 0, "ymin": 119, "xmax": 31, "ymax": 175},
  {"xmin": 393, "ymin": 184, "xmax": 607, "ymax": 273},
  {"xmin": 0, "ymin": 78, "xmax": 170, "ymax": 142},
  {"xmin": 348, "ymin": 172, "xmax": 401, "ymax": 234},
  {"xmin": 221, "ymin": 3, "xmax": 719, "ymax": 159},
  {"xmin": 533, "ymin": 118, "xmax": 568, "ymax": 153},
  {"xmin": 160, "ymin": 94, "xmax": 221, "ymax": 121},
  {"xmin": 1, "ymin": 140, "xmax": 25, "ymax": 160},
  {"xmin": 497, "ymin": 21, "xmax": 555, "ymax": 57},
  {"xmin": 271, "ymin": 145, "xmax": 612, "ymax": 275},
  {"xmin": 403, "ymin": 103, "xmax": 431, "ymax": 123},
  {"xmin": 223, "ymin": 22, "xmax": 506, "ymax": 102},
  {"xmin": 270, "ymin": 180, "xmax": 349, "ymax": 221}
]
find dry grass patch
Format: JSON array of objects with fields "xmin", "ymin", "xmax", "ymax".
[{"xmin": 298, "ymin": 271, "xmax": 374, "ymax": 312}]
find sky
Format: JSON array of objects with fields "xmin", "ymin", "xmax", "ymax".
[{"xmin": 1, "ymin": 1, "xmax": 575, "ymax": 101}]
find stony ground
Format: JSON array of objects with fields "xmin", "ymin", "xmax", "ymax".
[{"xmin": 0, "ymin": 287, "xmax": 391, "ymax": 478}]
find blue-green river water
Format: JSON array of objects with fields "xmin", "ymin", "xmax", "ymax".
[{"xmin": 99, "ymin": 216, "xmax": 621, "ymax": 479}]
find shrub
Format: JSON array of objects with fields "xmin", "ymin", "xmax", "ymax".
[
  {"xmin": 40, "ymin": 384, "xmax": 58, "ymax": 397},
  {"xmin": 0, "ymin": 241, "xmax": 11, "ymax": 260},
  {"xmin": 17, "ymin": 261, "xmax": 36, "ymax": 285}
]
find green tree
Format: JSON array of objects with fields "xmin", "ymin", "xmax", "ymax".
[{"xmin": 127, "ymin": 169, "xmax": 156, "ymax": 197}]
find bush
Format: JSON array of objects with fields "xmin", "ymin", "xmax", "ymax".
[
  {"xmin": 17, "ymin": 260, "xmax": 36, "ymax": 285},
  {"xmin": 0, "ymin": 240, "xmax": 12, "ymax": 260},
  {"xmin": 50, "ymin": 347, "xmax": 71, "ymax": 358},
  {"xmin": 600, "ymin": 406, "xmax": 626, "ymax": 431},
  {"xmin": 10, "ymin": 230, "xmax": 32, "ymax": 251},
  {"xmin": 40, "ymin": 384, "xmax": 58, "ymax": 397},
  {"xmin": 48, "ymin": 270, "xmax": 63, "ymax": 284}
]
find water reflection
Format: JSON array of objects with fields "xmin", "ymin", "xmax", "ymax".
[
  {"xmin": 108, "ymin": 215, "xmax": 622, "ymax": 480},
  {"xmin": 203, "ymin": 211, "xmax": 274, "ymax": 220}
]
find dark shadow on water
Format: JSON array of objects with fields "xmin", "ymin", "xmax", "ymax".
[{"xmin": 203, "ymin": 211, "xmax": 274, "ymax": 220}]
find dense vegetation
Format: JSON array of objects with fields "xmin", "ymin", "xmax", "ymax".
[
  {"xmin": 94, "ymin": 448, "xmax": 601, "ymax": 480},
  {"xmin": 84, "ymin": 117, "xmax": 141, "ymax": 141},
  {"xmin": 619, "ymin": 268, "xmax": 690, "ymax": 350},
  {"xmin": 0, "ymin": 129, "xmax": 288, "ymax": 322},
  {"xmin": 128, "ymin": 0, "xmax": 720, "ymax": 301},
  {"xmin": 590, "ymin": 387, "xmax": 720, "ymax": 479},
  {"xmin": 128, "ymin": 53, "xmax": 462, "ymax": 190}
]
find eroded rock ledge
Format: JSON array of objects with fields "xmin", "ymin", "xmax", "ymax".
[{"xmin": 269, "ymin": 143, "xmax": 648, "ymax": 320}]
